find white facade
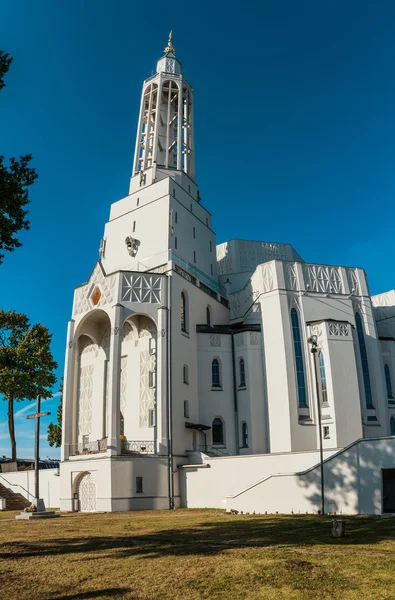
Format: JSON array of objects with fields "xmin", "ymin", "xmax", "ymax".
[{"xmin": 60, "ymin": 35, "xmax": 395, "ymax": 515}]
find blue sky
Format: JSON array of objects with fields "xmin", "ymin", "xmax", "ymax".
[{"xmin": 1, "ymin": 0, "xmax": 395, "ymax": 458}]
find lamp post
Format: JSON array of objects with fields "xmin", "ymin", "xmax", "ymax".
[{"xmin": 307, "ymin": 334, "xmax": 325, "ymax": 515}]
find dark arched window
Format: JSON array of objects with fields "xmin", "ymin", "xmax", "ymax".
[
  {"xmin": 241, "ymin": 422, "xmax": 248, "ymax": 447},
  {"xmin": 291, "ymin": 308, "xmax": 307, "ymax": 407},
  {"xmin": 239, "ymin": 358, "xmax": 246, "ymax": 388},
  {"xmin": 212, "ymin": 358, "xmax": 221, "ymax": 388},
  {"xmin": 385, "ymin": 365, "xmax": 393, "ymax": 399},
  {"xmin": 212, "ymin": 417, "xmax": 224, "ymax": 444},
  {"xmin": 181, "ymin": 292, "xmax": 188, "ymax": 333},
  {"xmin": 391, "ymin": 417, "xmax": 395, "ymax": 436},
  {"xmin": 355, "ymin": 312, "xmax": 374, "ymax": 408},
  {"xmin": 319, "ymin": 352, "xmax": 328, "ymax": 405},
  {"xmin": 206, "ymin": 305, "xmax": 211, "ymax": 326}
]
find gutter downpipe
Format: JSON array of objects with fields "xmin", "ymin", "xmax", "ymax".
[
  {"xmin": 231, "ymin": 332, "xmax": 240, "ymax": 454},
  {"xmin": 166, "ymin": 273, "xmax": 175, "ymax": 509}
]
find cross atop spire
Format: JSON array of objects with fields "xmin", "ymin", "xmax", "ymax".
[{"xmin": 164, "ymin": 31, "xmax": 175, "ymax": 56}]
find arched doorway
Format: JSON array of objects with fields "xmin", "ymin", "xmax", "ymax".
[{"xmin": 76, "ymin": 472, "xmax": 97, "ymax": 512}]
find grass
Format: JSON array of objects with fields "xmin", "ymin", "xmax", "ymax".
[{"xmin": 1, "ymin": 509, "xmax": 395, "ymax": 600}]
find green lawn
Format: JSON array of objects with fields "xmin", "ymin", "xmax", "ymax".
[{"xmin": 1, "ymin": 509, "xmax": 395, "ymax": 600}]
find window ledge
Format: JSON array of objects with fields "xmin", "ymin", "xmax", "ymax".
[
  {"xmin": 181, "ymin": 330, "xmax": 190, "ymax": 339},
  {"xmin": 366, "ymin": 405, "xmax": 376, "ymax": 410},
  {"xmin": 211, "ymin": 387, "xmax": 223, "ymax": 392},
  {"xmin": 238, "ymin": 386, "xmax": 247, "ymax": 391},
  {"xmin": 183, "ymin": 381, "xmax": 189, "ymax": 385}
]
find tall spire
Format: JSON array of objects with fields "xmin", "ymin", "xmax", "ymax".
[{"xmin": 164, "ymin": 31, "xmax": 175, "ymax": 56}]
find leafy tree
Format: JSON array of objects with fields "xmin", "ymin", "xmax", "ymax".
[
  {"xmin": 47, "ymin": 381, "xmax": 62, "ymax": 448},
  {"xmin": 0, "ymin": 310, "xmax": 58, "ymax": 462},
  {"xmin": 0, "ymin": 51, "xmax": 13, "ymax": 91},
  {"xmin": 1, "ymin": 51, "xmax": 37, "ymax": 264}
]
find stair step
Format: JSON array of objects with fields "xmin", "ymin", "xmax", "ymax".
[{"xmin": 0, "ymin": 482, "xmax": 31, "ymax": 511}]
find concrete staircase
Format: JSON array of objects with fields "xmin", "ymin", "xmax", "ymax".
[{"xmin": 0, "ymin": 482, "xmax": 30, "ymax": 511}]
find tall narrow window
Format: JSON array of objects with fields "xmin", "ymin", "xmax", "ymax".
[
  {"xmin": 136, "ymin": 477, "xmax": 143, "ymax": 493},
  {"xmin": 120, "ymin": 412, "xmax": 125, "ymax": 436},
  {"xmin": 193, "ymin": 226, "xmax": 196, "ymax": 238},
  {"xmin": 391, "ymin": 417, "xmax": 395, "ymax": 436},
  {"xmin": 184, "ymin": 400, "xmax": 189, "ymax": 418},
  {"xmin": 291, "ymin": 308, "xmax": 307, "ymax": 407},
  {"xmin": 148, "ymin": 409, "xmax": 155, "ymax": 427},
  {"xmin": 212, "ymin": 417, "xmax": 224, "ymax": 444},
  {"xmin": 181, "ymin": 292, "xmax": 188, "ymax": 333},
  {"xmin": 183, "ymin": 364, "xmax": 189, "ymax": 384},
  {"xmin": 133, "ymin": 221, "xmax": 136, "ymax": 232},
  {"xmin": 175, "ymin": 236, "xmax": 178, "ymax": 249},
  {"xmin": 175, "ymin": 212, "xmax": 178, "ymax": 223},
  {"xmin": 190, "ymin": 203, "xmax": 193, "ymax": 212},
  {"xmin": 385, "ymin": 365, "xmax": 394, "ymax": 399},
  {"xmin": 212, "ymin": 358, "xmax": 221, "ymax": 388},
  {"xmin": 355, "ymin": 312, "xmax": 374, "ymax": 408},
  {"xmin": 239, "ymin": 358, "xmax": 246, "ymax": 388},
  {"xmin": 241, "ymin": 422, "xmax": 248, "ymax": 447},
  {"xmin": 137, "ymin": 198, "xmax": 139, "ymax": 206},
  {"xmin": 318, "ymin": 352, "xmax": 328, "ymax": 405},
  {"xmin": 209, "ymin": 240, "xmax": 212, "ymax": 252},
  {"xmin": 210, "ymin": 264, "xmax": 213, "ymax": 276},
  {"xmin": 173, "ymin": 188, "xmax": 176, "ymax": 198},
  {"xmin": 206, "ymin": 305, "xmax": 211, "ymax": 326},
  {"xmin": 193, "ymin": 250, "xmax": 196, "ymax": 263}
]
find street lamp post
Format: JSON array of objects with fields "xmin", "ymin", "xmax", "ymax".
[{"xmin": 307, "ymin": 335, "xmax": 325, "ymax": 516}]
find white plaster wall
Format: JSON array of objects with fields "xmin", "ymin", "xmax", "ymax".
[
  {"xmin": 1, "ymin": 470, "xmax": 60, "ymax": 508},
  {"xmin": 224, "ymin": 437, "xmax": 395, "ymax": 515},
  {"xmin": 181, "ymin": 448, "xmax": 337, "ymax": 508}
]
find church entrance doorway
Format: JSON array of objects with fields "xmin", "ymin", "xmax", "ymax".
[
  {"xmin": 77, "ymin": 472, "xmax": 97, "ymax": 512},
  {"xmin": 382, "ymin": 469, "xmax": 395, "ymax": 513}
]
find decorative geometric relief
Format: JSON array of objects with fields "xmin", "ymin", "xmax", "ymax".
[
  {"xmin": 73, "ymin": 263, "xmax": 116, "ymax": 316},
  {"xmin": 78, "ymin": 473, "xmax": 97, "ymax": 512},
  {"xmin": 216, "ymin": 242, "xmax": 233, "ymax": 276},
  {"xmin": 91, "ymin": 286, "xmax": 101, "ymax": 306},
  {"xmin": 346, "ymin": 268, "xmax": 360, "ymax": 296},
  {"xmin": 285, "ymin": 264, "xmax": 298, "ymax": 291},
  {"xmin": 311, "ymin": 324, "xmax": 322, "ymax": 337},
  {"xmin": 120, "ymin": 356, "xmax": 128, "ymax": 417},
  {"xmin": 235, "ymin": 333, "xmax": 244, "ymax": 347},
  {"xmin": 261, "ymin": 263, "xmax": 274, "ymax": 292},
  {"xmin": 328, "ymin": 322, "xmax": 349, "ymax": 337},
  {"xmin": 229, "ymin": 292, "xmax": 241, "ymax": 320},
  {"xmin": 139, "ymin": 350, "xmax": 156, "ymax": 427},
  {"xmin": 210, "ymin": 334, "xmax": 221, "ymax": 347},
  {"xmin": 250, "ymin": 332, "xmax": 260, "ymax": 345},
  {"xmin": 122, "ymin": 274, "xmax": 162, "ymax": 303},
  {"xmin": 78, "ymin": 364, "xmax": 93, "ymax": 435},
  {"xmin": 303, "ymin": 265, "xmax": 343, "ymax": 294},
  {"xmin": 122, "ymin": 321, "xmax": 137, "ymax": 343}
]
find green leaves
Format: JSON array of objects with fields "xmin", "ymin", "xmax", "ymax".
[
  {"xmin": 48, "ymin": 381, "xmax": 62, "ymax": 448},
  {"xmin": 0, "ymin": 309, "xmax": 58, "ymax": 459},
  {"xmin": 0, "ymin": 154, "xmax": 38, "ymax": 264},
  {"xmin": 0, "ymin": 51, "xmax": 13, "ymax": 91}
]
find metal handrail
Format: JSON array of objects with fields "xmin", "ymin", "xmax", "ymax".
[
  {"xmin": 169, "ymin": 251, "xmax": 227, "ymax": 297},
  {"xmin": 121, "ymin": 440, "xmax": 155, "ymax": 454},
  {"xmin": 0, "ymin": 474, "xmax": 35, "ymax": 499},
  {"xmin": 69, "ymin": 439, "xmax": 107, "ymax": 456}
]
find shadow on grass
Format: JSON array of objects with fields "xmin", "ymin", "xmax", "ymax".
[
  {"xmin": 2, "ymin": 516, "xmax": 395, "ymax": 561},
  {"xmin": 55, "ymin": 589, "xmax": 130, "ymax": 599}
]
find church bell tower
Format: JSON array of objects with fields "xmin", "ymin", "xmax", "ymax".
[{"xmin": 132, "ymin": 32, "xmax": 195, "ymax": 182}]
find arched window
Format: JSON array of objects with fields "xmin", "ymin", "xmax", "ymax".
[
  {"xmin": 385, "ymin": 365, "xmax": 393, "ymax": 399},
  {"xmin": 183, "ymin": 364, "xmax": 189, "ymax": 384},
  {"xmin": 318, "ymin": 352, "xmax": 328, "ymax": 405},
  {"xmin": 181, "ymin": 292, "xmax": 188, "ymax": 333},
  {"xmin": 212, "ymin": 417, "xmax": 224, "ymax": 444},
  {"xmin": 212, "ymin": 358, "xmax": 221, "ymax": 388},
  {"xmin": 206, "ymin": 305, "xmax": 211, "ymax": 326},
  {"xmin": 241, "ymin": 422, "xmax": 248, "ymax": 447},
  {"xmin": 391, "ymin": 417, "xmax": 395, "ymax": 436},
  {"xmin": 239, "ymin": 358, "xmax": 246, "ymax": 388},
  {"xmin": 355, "ymin": 312, "xmax": 374, "ymax": 408},
  {"xmin": 291, "ymin": 308, "xmax": 307, "ymax": 407}
]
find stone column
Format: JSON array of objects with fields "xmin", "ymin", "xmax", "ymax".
[
  {"xmin": 61, "ymin": 320, "xmax": 75, "ymax": 461},
  {"xmin": 157, "ymin": 300, "xmax": 169, "ymax": 454},
  {"xmin": 107, "ymin": 304, "xmax": 123, "ymax": 456}
]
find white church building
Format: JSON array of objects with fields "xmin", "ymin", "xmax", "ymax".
[{"xmin": 60, "ymin": 35, "xmax": 395, "ymax": 515}]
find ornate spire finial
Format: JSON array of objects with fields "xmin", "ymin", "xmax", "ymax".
[{"xmin": 164, "ymin": 30, "xmax": 175, "ymax": 55}]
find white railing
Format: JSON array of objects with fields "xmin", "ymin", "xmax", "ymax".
[
  {"xmin": 69, "ymin": 439, "xmax": 107, "ymax": 456},
  {"xmin": 121, "ymin": 440, "xmax": 155, "ymax": 454}
]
